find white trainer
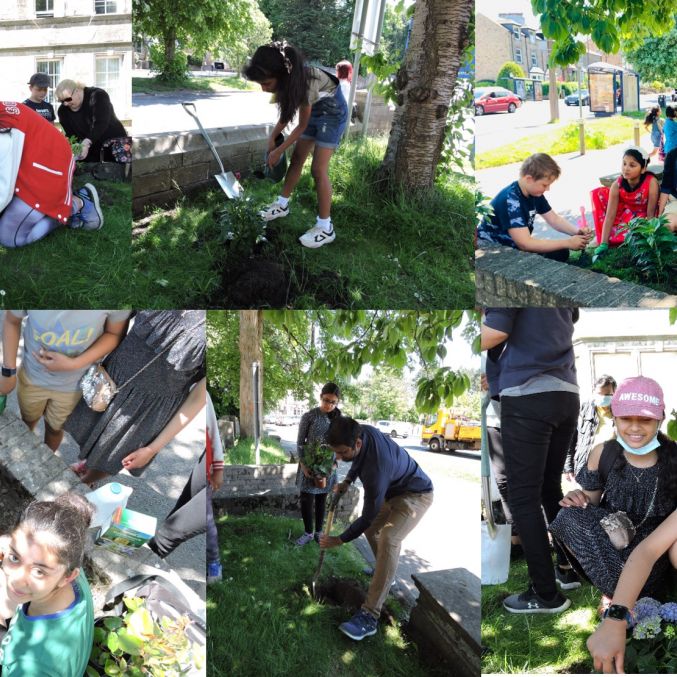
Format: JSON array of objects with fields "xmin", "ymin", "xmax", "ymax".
[
  {"xmin": 259, "ymin": 202, "xmax": 290, "ymax": 221},
  {"xmin": 299, "ymin": 225, "xmax": 335, "ymax": 248}
]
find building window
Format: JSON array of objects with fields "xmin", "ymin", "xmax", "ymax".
[
  {"xmin": 513, "ymin": 26, "xmax": 520, "ymax": 40},
  {"xmin": 35, "ymin": 0, "xmax": 54, "ymax": 17},
  {"xmin": 96, "ymin": 56, "xmax": 121, "ymax": 104},
  {"xmin": 531, "ymin": 52, "xmax": 537, "ymax": 67},
  {"xmin": 515, "ymin": 47, "xmax": 523, "ymax": 64},
  {"xmin": 529, "ymin": 32, "xmax": 536, "ymax": 44},
  {"xmin": 95, "ymin": 0, "xmax": 118, "ymax": 14},
  {"xmin": 36, "ymin": 60, "xmax": 61, "ymax": 104}
]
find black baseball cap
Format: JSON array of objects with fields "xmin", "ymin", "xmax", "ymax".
[{"xmin": 28, "ymin": 73, "xmax": 50, "ymax": 87}]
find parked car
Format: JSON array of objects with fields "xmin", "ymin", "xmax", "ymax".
[
  {"xmin": 564, "ymin": 89, "xmax": 590, "ymax": 106},
  {"xmin": 474, "ymin": 87, "xmax": 521, "ymax": 116},
  {"xmin": 374, "ymin": 420, "xmax": 411, "ymax": 439}
]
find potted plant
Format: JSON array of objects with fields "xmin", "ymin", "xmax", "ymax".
[
  {"xmin": 87, "ymin": 595, "xmax": 205, "ymax": 676},
  {"xmin": 303, "ymin": 442, "xmax": 335, "ymax": 489}
]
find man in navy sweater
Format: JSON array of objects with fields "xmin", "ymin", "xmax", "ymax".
[{"xmin": 320, "ymin": 417, "xmax": 433, "ymax": 640}]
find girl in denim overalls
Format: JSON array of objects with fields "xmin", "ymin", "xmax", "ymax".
[{"xmin": 244, "ymin": 41, "xmax": 349, "ymax": 249}]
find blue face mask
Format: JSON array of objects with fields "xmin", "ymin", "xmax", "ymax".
[
  {"xmin": 617, "ymin": 433, "xmax": 661, "ymax": 456},
  {"xmin": 594, "ymin": 394, "xmax": 613, "ymax": 407}
]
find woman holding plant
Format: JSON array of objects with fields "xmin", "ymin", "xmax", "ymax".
[{"xmin": 294, "ymin": 383, "xmax": 341, "ymax": 546}]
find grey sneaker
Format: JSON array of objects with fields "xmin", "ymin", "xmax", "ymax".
[
  {"xmin": 555, "ymin": 566, "xmax": 582, "ymax": 590},
  {"xmin": 70, "ymin": 183, "xmax": 103, "ymax": 230},
  {"xmin": 295, "ymin": 532, "xmax": 314, "ymax": 546},
  {"xmin": 259, "ymin": 201, "xmax": 289, "ymax": 221}
]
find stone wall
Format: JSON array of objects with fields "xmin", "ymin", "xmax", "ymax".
[
  {"xmin": 214, "ymin": 464, "xmax": 361, "ymax": 523},
  {"xmin": 476, "ymin": 245, "xmax": 677, "ymax": 307},
  {"xmin": 132, "ymin": 94, "xmax": 394, "ymax": 216}
]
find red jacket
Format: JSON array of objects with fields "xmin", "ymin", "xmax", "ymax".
[{"xmin": 0, "ymin": 102, "xmax": 74, "ymax": 223}]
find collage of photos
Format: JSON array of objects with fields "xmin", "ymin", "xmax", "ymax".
[{"xmin": 0, "ymin": 0, "xmax": 675, "ymax": 676}]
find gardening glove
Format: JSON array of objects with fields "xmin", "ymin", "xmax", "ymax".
[{"xmin": 592, "ymin": 243, "xmax": 609, "ymax": 263}]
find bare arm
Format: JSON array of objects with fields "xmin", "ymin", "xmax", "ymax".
[
  {"xmin": 599, "ymin": 183, "xmax": 620, "ymax": 245},
  {"xmin": 508, "ymin": 226, "xmax": 588, "ymax": 253},
  {"xmin": 277, "ymin": 105, "xmax": 312, "ymax": 154},
  {"xmin": 0, "ymin": 312, "xmax": 22, "ymax": 394},
  {"xmin": 647, "ymin": 177, "xmax": 659, "ymax": 218},
  {"xmin": 587, "ymin": 510, "xmax": 677, "ymax": 674},
  {"xmin": 560, "ymin": 443, "xmax": 604, "ymax": 507},
  {"xmin": 481, "ymin": 324, "xmax": 508, "ymax": 351},
  {"xmin": 658, "ymin": 192, "xmax": 668, "ymax": 215},
  {"xmin": 121, "ymin": 377, "xmax": 206, "ymax": 470}
]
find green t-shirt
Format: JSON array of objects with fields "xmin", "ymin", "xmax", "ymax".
[{"xmin": 0, "ymin": 570, "xmax": 94, "ymax": 676}]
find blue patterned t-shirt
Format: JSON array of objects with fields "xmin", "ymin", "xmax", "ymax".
[{"xmin": 477, "ymin": 180, "xmax": 552, "ymax": 248}]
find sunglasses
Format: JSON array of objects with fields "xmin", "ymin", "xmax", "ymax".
[
  {"xmin": 321, "ymin": 397, "xmax": 338, "ymax": 406},
  {"xmin": 58, "ymin": 96, "xmax": 73, "ymax": 104}
]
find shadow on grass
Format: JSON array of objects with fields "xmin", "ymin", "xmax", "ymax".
[
  {"xmin": 209, "ymin": 512, "xmax": 447, "ymax": 676},
  {"xmin": 0, "ymin": 179, "xmax": 131, "ymax": 306},
  {"xmin": 481, "ymin": 559, "xmax": 598, "ymax": 674}
]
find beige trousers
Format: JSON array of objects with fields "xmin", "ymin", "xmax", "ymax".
[{"xmin": 362, "ymin": 490, "xmax": 434, "ymax": 618}]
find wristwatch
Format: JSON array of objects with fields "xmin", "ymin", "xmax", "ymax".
[
  {"xmin": 604, "ymin": 604, "xmax": 633, "ymax": 624},
  {"xmin": 1, "ymin": 366, "xmax": 16, "ymax": 377}
]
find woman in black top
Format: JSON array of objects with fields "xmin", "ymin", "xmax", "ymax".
[{"xmin": 55, "ymin": 79, "xmax": 127, "ymax": 163}]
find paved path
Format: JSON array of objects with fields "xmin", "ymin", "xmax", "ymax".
[
  {"xmin": 476, "ymin": 138, "xmax": 663, "ymax": 243},
  {"xmin": 0, "ymin": 312, "xmax": 206, "ymax": 598}
]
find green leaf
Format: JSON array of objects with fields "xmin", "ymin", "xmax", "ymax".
[
  {"xmin": 117, "ymin": 628, "xmax": 145, "ymax": 656},
  {"xmin": 104, "ymin": 659, "xmax": 120, "ymax": 675},
  {"xmin": 106, "ymin": 632, "xmax": 120, "ymax": 653},
  {"xmin": 103, "ymin": 616, "xmax": 123, "ymax": 631}
]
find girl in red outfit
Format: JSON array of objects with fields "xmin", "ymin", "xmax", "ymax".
[
  {"xmin": 595, "ymin": 146, "xmax": 658, "ymax": 250},
  {"xmin": 0, "ymin": 102, "xmax": 101, "ymax": 248}
]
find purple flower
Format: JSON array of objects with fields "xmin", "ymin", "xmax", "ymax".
[
  {"xmin": 632, "ymin": 614, "xmax": 663, "ymax": 640},
  {"xmin": 633, "ymin": 597, "xmax": 661, "ymax": 622},
  {"xmin": 660, "ymin": 602, "xmax": 677, "ymax": 623}
]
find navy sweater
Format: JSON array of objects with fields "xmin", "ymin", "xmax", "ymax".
[{"xmin": 339, "ymin": 425, "xmax": 433, "ymax": 542}]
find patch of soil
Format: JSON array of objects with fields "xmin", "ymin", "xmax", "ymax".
[{"xmin": 314, "ymin": 576, "xmax": 397, "ymax": 626}]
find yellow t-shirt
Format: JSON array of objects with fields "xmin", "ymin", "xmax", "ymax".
[{"xmin": 591, "ymin": 406, "xmax": 615, "ymax": 449}]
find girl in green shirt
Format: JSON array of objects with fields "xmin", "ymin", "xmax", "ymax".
[{"xmin": 0, "ymin": 493, "xmax": 94, "ymax": 676}]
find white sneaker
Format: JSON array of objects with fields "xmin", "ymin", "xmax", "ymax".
[
  {"xmin": 259, "ymin": 201, "xmax": 290, "ymax": 221},
  {"xmin": 299, "ymin": 225, "xmax": 335, "ymax": 248}
]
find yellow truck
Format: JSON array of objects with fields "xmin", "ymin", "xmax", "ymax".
[{"xmin": 421, "ymin": 409, "xmax": 481, "ymax": 452}]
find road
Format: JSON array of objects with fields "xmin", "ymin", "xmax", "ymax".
[
  {"xmin": 265, "ymin": 422, "xmax": 480, "ymax": 610},
  {"xmin": 476, "ymin": 94, "xmax": 659, "ymax": 153}
]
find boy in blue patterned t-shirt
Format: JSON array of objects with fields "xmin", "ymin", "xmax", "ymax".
[{"xmin": 477, "ymin": 153, "xmax": 592, "ymax": 261}]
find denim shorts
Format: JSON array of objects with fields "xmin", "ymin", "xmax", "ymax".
[{"xmin": 300, "ymin": 88, "xmax": 349, "ymax": 149}]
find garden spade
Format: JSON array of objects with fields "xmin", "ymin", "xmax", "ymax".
[
  {"xmin": 311, "ymin": 489, "xmax": 342, "ymax": 599},
  {"xmin": 181, "ymin": 102, "xmax": 243, "ymax": 199}
]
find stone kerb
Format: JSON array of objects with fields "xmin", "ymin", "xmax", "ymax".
[
  {"xmin": 476, "ymin": 245, "xmax": 677, "ymax": 307},
  {"xmin": 0, "ymin": 411, "xmax": 180, "ymax": 613}
]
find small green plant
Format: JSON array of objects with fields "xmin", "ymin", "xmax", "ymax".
[
  {"xmin": 68, "ymin": 135, "xmax": 83, "ymax": 158},
  {"xmin": 624, "ymin": 597, "xmax": 677, "ymax": 674},
  {"xmin": 438, "ymin": 79, "xmax": 473, "ymax": 177},
  {"xmin": 303, "ymin": 441, "xmax": 334, "ymax": 479},
  {"xmin": 87, "ymin": 596, "xmax": 205, "ymax": 676},
  {"xmin": 217, "ymin": 196, "xmax": 269, "ymax": 264},
  {"xmin": 620, "ymin": 215, "xmax": 677, "ymax": 282},
  {"xmin": 149, "ymin": 44, "xmax": 189, "ymax": 85}
]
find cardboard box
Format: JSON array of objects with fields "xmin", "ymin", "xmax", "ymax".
[{"xmin": 96, "ymin": 507, "xmax": 157, "ymax": 556}]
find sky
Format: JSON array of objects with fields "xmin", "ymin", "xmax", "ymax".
[{"xmin": 476, "ymin": 0, "xmax": 540, "ymax": 26}]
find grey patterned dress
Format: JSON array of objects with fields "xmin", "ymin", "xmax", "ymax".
[
  {"xmin": 66, "ymin": 310, "xmax": 206, "ymax": 476},
  {"xmin": 295, "ymin": 407, "xmax": 338, "ymax": 495},
  {"xmin": 550, "ymin": 439, "xmax": 676, "ymax": 598}
]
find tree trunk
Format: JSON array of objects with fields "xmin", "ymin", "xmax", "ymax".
[
  {"xmin": 239, "ymin": 310, "xmax": 263, "ymax": 439},
  {"xmin": 164, "ymin": 26, "xmax": 176, "ymax": 65},
  {"xmin": 379, "ymin": 0, "xmax": 473, "ymax": 191}
]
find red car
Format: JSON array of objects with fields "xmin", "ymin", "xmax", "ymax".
[{"xmin": 474, "ymin": 87, "xmax": 522, "ymax": 116}]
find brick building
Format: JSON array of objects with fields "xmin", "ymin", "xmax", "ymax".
[{"xmin": 0, "ymin": 0, "xmax": 132, "ymax": 121}]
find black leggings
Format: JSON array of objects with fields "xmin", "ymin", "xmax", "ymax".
[{"xmin": 300, "ymin": 492, "xmax": 327, "ymax": 534}]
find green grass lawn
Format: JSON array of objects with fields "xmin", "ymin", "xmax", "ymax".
[
  {"xmin": 132, "ymin": 75, "xmax": 258, "ymax": 94},
  {"xmin": 132, "ymin": 136, "xmax": 475, "ymax": 308},
  {"xmin": 482, "ymin": 559, "xmax": 599, "ymax": 674},
  {"xmin": 477, "ymin": 116, "xmax": 639, "ymax": 169},
  {"xmin": 208, "ymin": 512, "xmax": 442, "ymax": 677},
  {"xmin": 0, "ymin": 179, "xmax": 131, "ymax": 307},
  {"xmin": 226, "ymin": 436, "xmax": 289, "ymax": 465}
]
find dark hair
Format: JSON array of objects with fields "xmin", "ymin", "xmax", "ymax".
[
  {"xmin": 644, "ymin": 106, "xmax": 660, "ymax": 129},
  {"xmin": 594, "ymin": 375, "xmax": 617, "ymax": 391},
  {"xmin": 14, "ymin": 493, "xmax": 94, "ymax": 573},
  {"xmin": 336, "ymin": 60, "xmax": 353, "ymax": 82},
  {"xmin": 327, "ymin": 416, "xmax": 361, "ymax": 448},
  {"xmin": 321, "ymin": 382, "xmax": 341, "ymax": 399},
  {"xmin": 243, "ymin": 41, "xmax": 310, "ymax": 126},
  {"xmin": 666, "ymin": 105, "xmax": 676, "ymax": 120},
  {"xmin": 624, "ymin": 148, "xmax": 648, "ymax": 169}
]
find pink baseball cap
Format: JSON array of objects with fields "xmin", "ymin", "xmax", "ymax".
[{"xmin": 611, "ymin": 376, "xmax": 664, "ymax": 420}]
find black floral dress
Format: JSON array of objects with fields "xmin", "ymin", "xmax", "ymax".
[
  {"xmin": 295, "ymin": 407, "xmax": 338, "ymax": 495},
  {"xmin": 550, "ymin": 440, "xmax": 676, "ymax": 598}
]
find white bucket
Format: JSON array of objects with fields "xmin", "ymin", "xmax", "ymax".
[{"xmin": 481, "ymin": 521, "xmax": 511, "ymax": 585}]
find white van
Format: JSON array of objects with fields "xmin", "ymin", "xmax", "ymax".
[{"xmin": 374, "ymin": 420, "xmax": 411, "ymax": 439}]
